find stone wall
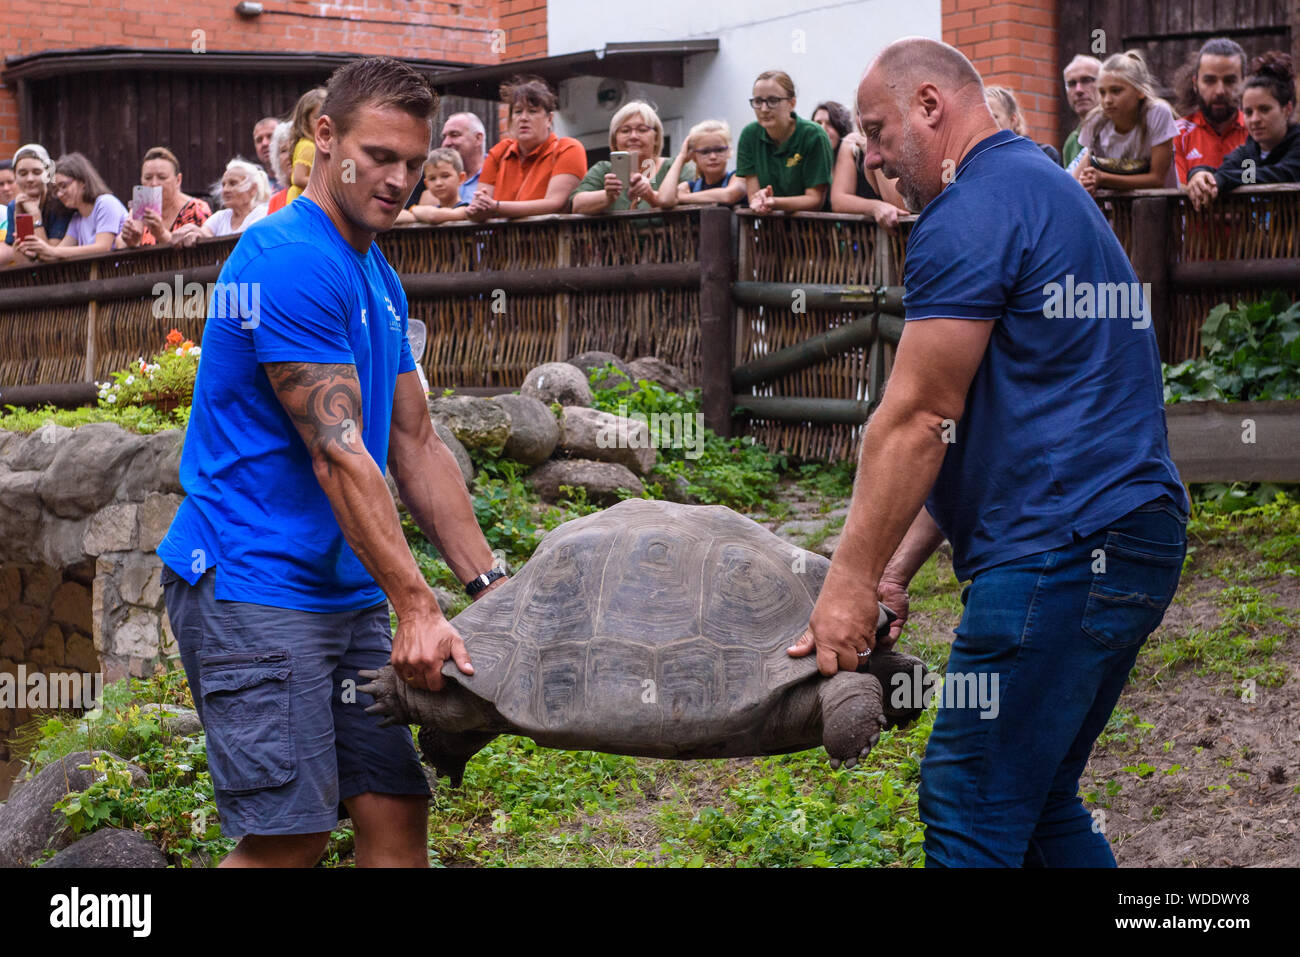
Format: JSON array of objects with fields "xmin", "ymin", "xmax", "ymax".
[
  {"xmin": 0, "ymin": 560, "xmax": 97, "ymax": 763},
  {"xmin": 0, "ymin": 423, "xmax": 184, "ymax": 772}
]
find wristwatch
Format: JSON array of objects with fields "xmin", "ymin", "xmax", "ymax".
[{"xmin": 464, "ymin": 566, "xmax": 507, "ymax": 597}]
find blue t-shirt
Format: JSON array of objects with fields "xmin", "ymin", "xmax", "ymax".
[
  {"xmin": 158, "ymin": 196, "xmax": 417, "ymax": 612},
  {"xmin": 689, "ymin": 170, "xmax": 735, "ymax": 192},
  {"xmin": 904, "ymin": 130, "xmax": 1187, "ymax": 581},
  {"xmin": 458, "ymin": 167, "xmax": 481, "ymax": 204},
  {"xmin": 4, "ymin": 199, "xmax": 73, "ymax": 244}
]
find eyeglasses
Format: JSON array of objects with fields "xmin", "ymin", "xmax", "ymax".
[
  {"xmin": 617, "ymin": 125, "xmax": 654, "ymax": 136},
  {"xmin": 694, "ymin": 146, "xmax": 728, "ymax": 157},
  {"xmin": 750, "ymin": 96, "xmax": 792, "ymax": 110}
]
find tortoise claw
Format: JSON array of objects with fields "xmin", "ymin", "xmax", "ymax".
[{"xmin": 828, "ymin": 757, "xmax": 841, "ymax": 770}]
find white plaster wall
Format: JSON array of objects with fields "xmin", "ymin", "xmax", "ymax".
[{"xmin": 548, "ymin": 0, "xmax": 942, "ymax": 154}]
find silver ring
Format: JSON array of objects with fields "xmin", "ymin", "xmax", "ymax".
[{"xmin": 857, "ymin": 650, "xmax": 871, "ymax": 658}]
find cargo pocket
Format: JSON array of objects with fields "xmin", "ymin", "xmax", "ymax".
[
  {"xmin": 200, "ymin": 651, "xmax": 295, "ymax": 793},
  {"xmin": 1081, "ymin": 531, "xmax": 1184, "ymax": 651}
]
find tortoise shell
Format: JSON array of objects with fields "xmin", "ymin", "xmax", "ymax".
[{"xmin": 440, "ymin": 498, "xmax": 832, "ymax": 753}]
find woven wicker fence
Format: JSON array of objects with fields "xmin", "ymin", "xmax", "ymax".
[{"xmin": 1, "ymin": 185, "xmax": 1296, "ymax": 462}]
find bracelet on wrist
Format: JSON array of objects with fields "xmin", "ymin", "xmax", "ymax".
[{"xmin": 464, "ymin": 566, "xmax": 506, "ymax": 597}]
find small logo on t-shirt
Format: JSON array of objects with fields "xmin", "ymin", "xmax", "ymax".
[
  {"xmin": 384, "ymin": 296, "xmax": 401, "ymax": 332},
  {"xmin": 1186, "ymin": 147, "xmax": 1203, "ymax": 160},
  {"xmin": 785, "ymin": 153, "xmax": 803, "ymax": 168},
  {"xmin": 360, "ymin": 308, "xmax": 367, "ymax": 327}
]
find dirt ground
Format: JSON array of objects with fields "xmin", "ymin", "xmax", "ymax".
[{"xmin": 765, "ymin": 480, "xmax": 1300, "ymax": 867}]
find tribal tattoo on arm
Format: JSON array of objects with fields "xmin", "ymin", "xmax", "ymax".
[{"xmin": 263, "ymin": 361, "xmax": 365, "ymax": 475}]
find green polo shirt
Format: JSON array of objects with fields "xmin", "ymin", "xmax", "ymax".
[
  {"xmin": 736, "ymin": 113, "xmax": 833, "ymax": 197},
  {"xmin": 571, "ymin": 158, "xmax": 697, "ymax": 211},
  {"xmin": 1062, "ymin": 127, "xmax": 1082, "ymax": 168}
]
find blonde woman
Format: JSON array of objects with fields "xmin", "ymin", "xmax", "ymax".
[
  {"xmin": 201, "ymin": 159, "xmax": 271, "ymax": 238},
  {"xmin": 985, "ymin": 86, "xmax": 1062, "ymax": 165},
  {"xmin": 1068, "ymin": 51, "xmax": 1179, "ymax": 192},
  {"xmin": 570, "ymin": 101, "xmax": 693, "ymax": 213}
]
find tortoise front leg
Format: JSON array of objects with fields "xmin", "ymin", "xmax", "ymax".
[{"xmin": 817, "ymin": 671, "xmax": 887, "ymax": 769}]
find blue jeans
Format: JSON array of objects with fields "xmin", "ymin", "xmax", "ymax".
[{"xmin": 918, "ymin": 495, "xmax": 1187, "ymax": 867}]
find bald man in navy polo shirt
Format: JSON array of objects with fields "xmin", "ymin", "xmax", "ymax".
[{"xmin": 788, "ymin": 37, "xmax": 1187, "ymax": 867}]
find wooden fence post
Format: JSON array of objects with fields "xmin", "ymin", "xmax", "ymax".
[
  {"xmin": 698, "ymin": 206, "xmax": 735, "ymax": 437},
  {"xmin": 1130, "ymin": 196, "xmax": 1171, "ymax": 361},
  {"xmin": 84, "ymin": 261, "xmax": 98, "ymax": 381}
]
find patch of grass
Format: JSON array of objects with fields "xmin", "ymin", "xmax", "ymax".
[
  {"xmin": 0, "ymin": 403, "xmax": 188, "ymax": 435},
  {"xmin": 1141, "ymin": 584, "xmax": 1292, "ymax": 687}
]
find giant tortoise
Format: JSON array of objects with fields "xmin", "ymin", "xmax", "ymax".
[{"xmin": 360, "ymin": 499, "xmax": 927, "ymax": 785}]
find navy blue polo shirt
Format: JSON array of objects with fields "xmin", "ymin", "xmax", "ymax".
[
  {"xmin": 158, "ymin": 196, "xmax": 417, "ymax": 612},
  {"xmin": 903, "ymin": 130, "xmax": 1186, "ymax": 580}
]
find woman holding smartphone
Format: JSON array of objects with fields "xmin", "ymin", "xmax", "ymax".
[
  {"xmin": 0, "ymin": 143, "xmax": 73, "ymax": 267},
  {"xmin": 570, "ymin": 101, "xmax": 691, "ymax": 214},
  {"xmin": 15, "ymin": 152, "xmax": 126, "ymax": 262},
  {"xmin": 117, "ymin": 147, "xmax": 211, "ymax": 248},
  {"xmin": 736, "ymin": 70, "xmax": 834, "ymax": 215}
]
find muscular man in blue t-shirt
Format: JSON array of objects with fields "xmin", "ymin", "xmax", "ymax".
[
  {"xmin": 789, "ymin": 38, "xmax": 1187, "ymax": 867},
  {"xmin": 158, "ymin": 58, "xmax": 503, "ymax": 867}
]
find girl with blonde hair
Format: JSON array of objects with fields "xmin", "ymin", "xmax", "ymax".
[{"xmin": 1068, "ymin": 51, "xmax": 1179, "ymax": 191}]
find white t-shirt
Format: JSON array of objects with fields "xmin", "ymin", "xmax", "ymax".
[
  {"xmin": 206, "ymin": 203, "xmax": 268, "ymax": 237},
  {"xmin": 1078, "ymin": 100, "xmax": 1179, "ymax": 187}
]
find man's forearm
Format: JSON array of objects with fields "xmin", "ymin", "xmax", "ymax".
[
  {"xmin": 825, "ymin": 402, "xmax": 950, "ymax": 593},
  {"xmin": 313, "ymin": 452, "xmax": 437, "ymax": 619},
  {"xmin": 881, "ymin": 507, "xmax": 946, "ymax": 585},
  {"xmin": 390, "ymin": 434, "xmax": 495, "ymax": 583}
]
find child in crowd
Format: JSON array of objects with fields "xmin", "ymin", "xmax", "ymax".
[
  {"xmin": 1186, "ymin": 51, "xmax": 1300, "ymax": 208},
  {"xmin": 985, "ymin": 86, "xmax": 1062, "ymax": 165},
  {"xmin": 396, "ymin": 148, "xmax": 470, "ymax": 224},
  {"xmin": 286, "ymin": 87, "xmax": 326, "ymax": 205},
  {"xmin": 669, "ymin": 120, "xmax": 747, "ymax": 206},
  {"xmin": 1069, "ymin": 51, "xmax": 1179, "ymax": 192}
]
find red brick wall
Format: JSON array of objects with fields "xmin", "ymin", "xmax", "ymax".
[
  {"xmin": 0, "ymin": 0, "xmax": 550, "ymax": 157},
  {"xmin": 943, "ymin": 0, "xmax": 1061, "ymax": 148}
]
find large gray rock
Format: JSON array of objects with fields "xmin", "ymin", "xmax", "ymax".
[
  {"xmin": 428, "ymin": 396, "xmax": 510, "ymax": 452},
  {"xmin": 0, "ymin": 469, "xmax": 42, "ymax": 563},
  {"xmin": 560, "ymin": 406, "xmax": 656, "ymax": 475},
  {"xmin": 492, "ymin": 394, "xmax": 559, "ymax": 466},
  {"xmin": 40, "ymin": 827, "xmax": 167, "ymax": 868},
  {"xmin": 36, "ymin": 422, "xmax": 148, "ymax": 519},
  {"xmin": 121, "ymin": 430, "xmax": 185, "ymax": 500},
  {"xmin": 627, "ymin": 357, "xmax": 693, "ymax": 395},
  {"xmin": 7, "ymin": 427, "xmax": 68, "ymax": 472},
  {"xmin": 521, "ymin": 363, "xmax": 592, "ymax": 408},
  {"xmin": 566, "ymin": 351, "xmax": 633, "ymax": 391},
  {"xmin": 140, "ymin": 703, "xmax": 204, "ymax": 737},
  {"xmin": 433, "ymin": 420, "xmax": 475, "ymax": 487},
  {"xmin": 527, "ymin": 458, "xmax": 643, "ymax": 506},
  {"xmin": 38, "ymin": 515, "xmax": 90, "ymax": 568},
  {"xmin": 0, "ymin": 750, "xmax": 148, "ymax": 867}
]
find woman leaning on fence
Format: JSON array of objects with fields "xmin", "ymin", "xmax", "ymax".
[
  {"xmin": 736, "ymin": 70, "xmax": 834, "ymax": 215},
  {"xmin": 0, "ymin": 144, "xmax": 73, "ymax": 267},
  {"xmin": 570, "ymin": 101, "xmax": 694, "ymax": 214},
  {"xmin": 117, "ymin": 146, "xmax": 211, "ymax": 249},
  {"xmin": 14, "ymin": 152, "xmax": 127, "ymax": 262},
  {"xmin": 1186, "ymin": 51, "xmax": 1300, "ymax": 210},
  {"xmin": 467, "ymin": 75, "xmax": 587, "ymax": 221}
]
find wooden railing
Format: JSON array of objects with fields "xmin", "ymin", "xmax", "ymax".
[{"xmin": 1, "ymin": 184, "xmax": 1297, "ymax": 464}]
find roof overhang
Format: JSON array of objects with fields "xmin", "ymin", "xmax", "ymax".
[
  {"xmin": 3, "ymin": 47, "xmax": 469, "ymax": 83},
  {"xmin": 431, "ymin": 39, "xmax": 719, "ymax": 99}
]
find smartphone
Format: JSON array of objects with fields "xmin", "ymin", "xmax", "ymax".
[
  {"xmin": 609, "ymin": 151, "xmax": 631, "ymax": 191},
  {"xmin": 132, "ymin": 185, "xmax": 162, "ymax": 220},
  {"xmin": 14, "ymin": 213, "xmax": 34, "ymax": 242}
]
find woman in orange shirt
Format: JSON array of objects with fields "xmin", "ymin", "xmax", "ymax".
[{"xmin": 466, "ymin": 75, "xmax": 587, "ymax": 220}]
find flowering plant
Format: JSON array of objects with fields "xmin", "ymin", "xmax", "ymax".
[{"xmin": 97, "ymin": 328, "xmax": 200, "ymax": 414}]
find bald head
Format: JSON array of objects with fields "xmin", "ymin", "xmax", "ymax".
[
  {"xmin": 868, "ymin": 36, "xmax": 986, "ymax": 113},
  {"xmin": 856, "ymin": 37, "xmax": 998, "ymax": 213}
]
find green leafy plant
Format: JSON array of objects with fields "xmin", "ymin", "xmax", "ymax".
[{"xmin": 1164, "ymin": 294, "xmax": 1300, "ymax": 402}]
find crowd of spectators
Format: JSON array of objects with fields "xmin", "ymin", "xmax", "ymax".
[{"xmin": 1, "ymin": 39, "xmax": 1295, "ymax": 266}]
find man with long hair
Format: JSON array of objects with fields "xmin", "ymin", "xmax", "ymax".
[{"xmin": 1172, "ymin": 38, "xmax": 1248, "ymax": 185}]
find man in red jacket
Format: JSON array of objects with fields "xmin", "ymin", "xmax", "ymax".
[{"xmin": 1173, "ymin": 38, "xmax": 1248, "ymax": 185}]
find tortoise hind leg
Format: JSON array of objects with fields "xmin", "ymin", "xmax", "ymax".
[
  {"xmin": 862, "ymin": 649, "xmax": 931, "ymax": 730},
  {"xmin": 417, "ymin": 727, "xmax": 498, "ymax": 788},
  {"xmin": 817, "ymin": 672, "xmax": 887, "ymax": 769}
]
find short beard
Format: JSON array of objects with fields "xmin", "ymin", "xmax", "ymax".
[
  {"xmin": 893, "ymin": 121, "xmax": 929, "ymax": 213},
  {"xmin": 1199, "ymin": 95, "xmax": 1236, "ymax": 124}
]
